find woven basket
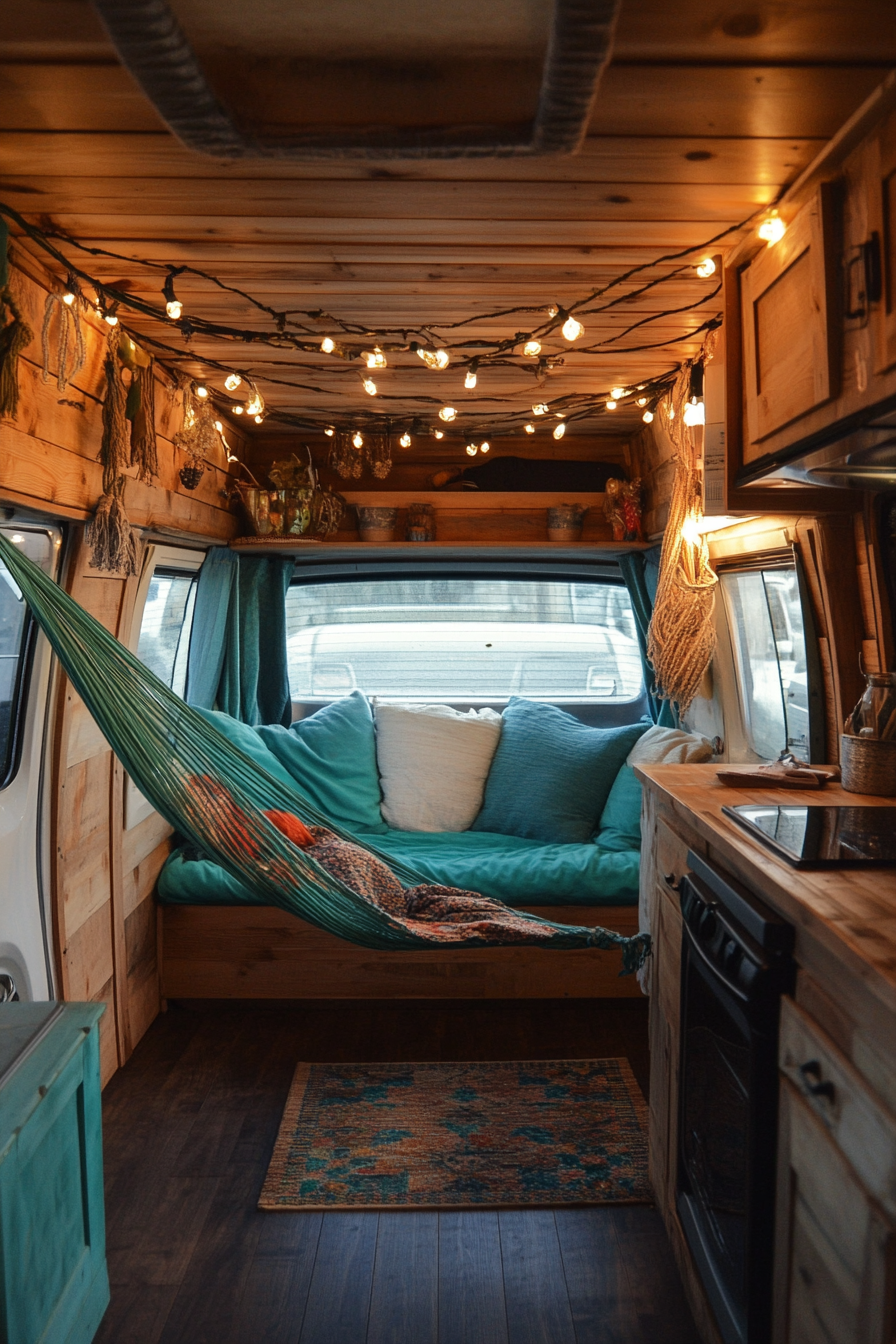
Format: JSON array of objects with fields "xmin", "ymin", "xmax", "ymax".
[{"xmin": 840, "ymin": 734, "xmax": 896, "ymax": 797}]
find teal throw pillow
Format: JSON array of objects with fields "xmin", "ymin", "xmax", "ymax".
[
  {"xmin": 471, "ymin": 698, "xmax": 650, "ymax": 845},
  {"xmin": 195, "ymin": 708, "xmax": 300, "ymax": 803},
  {"xmin": 594, "ymin": 764, "xmax": 643, "ymax": 852},
  {"xmin": 256, "ymin": 690, "xmax": 387, "ymax": 834}
]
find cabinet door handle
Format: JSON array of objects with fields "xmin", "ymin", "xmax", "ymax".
[
  {"xmin": 663, "ymin": 873, "xmax": 680, "ymax": 890},
  {"xmin": 799, "ymin": 1060, "xmax": 835, "ymax": 1103}
]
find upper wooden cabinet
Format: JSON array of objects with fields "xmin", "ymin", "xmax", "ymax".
[
  {"xmin": 741, "ymin": 188, "xmax": 839, "ymax": 446},
  {"xmin": 871, "ymin": 106, "xmax": 896, "ymax": 374}
]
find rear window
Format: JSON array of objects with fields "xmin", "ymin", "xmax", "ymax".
[
  {"xmin": 285, "ymin": 577, "xmax": 643, "ymax": 705},
  {"xmin": 0, "ymin": 526, "xmax": 58, "ymax": 788}
]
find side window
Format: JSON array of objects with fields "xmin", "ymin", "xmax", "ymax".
[
  {"xmin": 719, "ymin": 561, "xmax": 815, "ymax": 761},
  {"xmin": 0, "ymin": 526, "xmax": 58, "ymax": 789},
  {"xmin": 136, "ymin": 568, "xmax": 197, "ymax": 698}
]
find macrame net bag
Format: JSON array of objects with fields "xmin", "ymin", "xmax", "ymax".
[{"xmin": 646, "ymin": 361, "xmax": 718, "ymax": 720}]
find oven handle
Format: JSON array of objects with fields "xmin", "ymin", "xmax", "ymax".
[{"xmin": 681, "ymin": 917, "xmax": 750, "ymax": 1006}]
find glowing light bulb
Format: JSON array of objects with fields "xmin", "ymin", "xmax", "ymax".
[
  {"xmin": 418, "ymin": 348, "xmax": 450, "ymax": 370},
  {"xmin": 246, "ymin": 394, "xmax": 264, "ymax": 416},
  {"xmin": 466, "ymin": 444, "xmax": 478, "ymax": 456},
  {"xmin": 524, "ymin": 423, "xmax": 535, "ymax": 434},
  {"xmin": 362, "ymin": 377, "xmax": 377, "ymax": 396},
  {"xmin": 439, "ymin": 406, "xmax": 457, "ymax": 423},
  {"xmin": 553, "ymin": 422, "xmax": 566, "ymax": 440},
  {"xmin": 233, "ymin": 405, "xmax": 244, "ymax": 414},
  {"xmin": 605, "ymin": 400, "xmax": 617, "ymax": 411},
  {"xmin": 254, "ymin": 414, "xmax": 263, "ymax": 424},
  {"xmin": 352, "ymin": 431, "xmax": 364, "ymax": 449},
  {"xmin": 63, "ymin": 291, "xmax": 75, "ymax": 306},
  {"xmin": 668, "ymin": 405, "xmax": 675, "ymax": 419},
  {"xmin": 533, "ymin": 403, "xmax": 548, "ymax": 416},
  {"xmin": 365, "ymin": 347, "xmax": 387, "ymax": 369},
  {"xmin": 636, "ymin": 396, "xmax": 648, "ymax": 407},
  {"xmin": 758, "ymin": 213, "xmax": 786, "ymax": 245},
  {"xmin": 104, "ymin": 313, "xmax": 119, "ymax": 326},
  {"xmin": 321, "ymin": 337, "xmax": 336, "ymax": 353},
  {"xmin": 611, "ymin": 387, "xmax": 625, "ymax": 399},
  {"xmin": 195, "ymin": 385, "xmax": 209, "ymax": 399},
  {"xmin": 642, "ymin": 410, "xmax": 654, "ymax": 424},
  {"xmin": 681, "ymin": 515, "xmax": 702, "ymax": 548},
  {"xmin": 399, "ymin": 432, "xmax": 412, "ymax": 448},
  {"xmin": 523, "ymin": 340, "xmax": 541, "ymax": 357},
  {"xmin": 434, "ymin": 430, "xmax": 445, "ymax": 440},
  {"xmin": 562, "ymin": 316, "xmax": 584, "ymax": 341},
  {"xmin": 434, "ymin": 349, "xmax": 449, "ymax": 369},
  {"xmin": 214, "ymin": 420, "xmax": 223, "ymax": 432},
  {"xmin": 224, "ymin": 373, "xmax": 242, "ymax": 391},
  {"xmin": 695, "ymin": 257, "xmax": 716, "ymax": 278},
  {"xmin": 683, "ymin": 400, "xmax": 705, "ymax": 426},
  {"xmin": 324, "ymin": 427, "xmax": 335, "ymax": 437},
  {"xmin": 479, "ymin": 441, "xmax": 490, "ymax": 454},
  {"xmin": 464, "ymin": 369, "xmax": 478, "ymax": 389},
  {"xmin": 165, "ymin": 299, "xmax": 182, "ymax": 320},
  {"xmin": 546, "ymin": 305, "xmax": 558, "ymax": 318}
]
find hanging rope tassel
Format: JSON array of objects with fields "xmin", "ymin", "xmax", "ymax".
[
  {"xmin": 41, "ymin": 291, "xmax": 86, "ymax": 392},
  {"xmin": 99, "ymin": 325, "xmax": 130, "ymax": 493},
  {"xmin": 0, "ymin": 286, "xmax": 33, "ymax": 421},
  {"xmin": 130, "ymin": 360, "xmax": 159, "ymax": 480},
  {"xmin": 85, "ymin": 473, "xmax": 138, "ymax": 576}
]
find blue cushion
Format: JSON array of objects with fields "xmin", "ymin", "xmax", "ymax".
[
  {"xmin": 195, "ymin": 708, "xmax": 299, "ymax": 798},
  {"xmin": 594, "ymin": 764, "xmax": 643, "ymax": 852},
  {"xmin": 256, "ymin": 690, "xmax": 387, "ymax": 835},
  {"xmin": 472, "ymin": 698, "xmax": 650, "ymax": 845}
]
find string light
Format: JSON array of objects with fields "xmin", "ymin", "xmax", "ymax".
[
  {"xmin": 546, "ymin": 305, "xmax": 559, "ymax": 318},
  {"xmin": 533, "ymin": 403, "xmax": 548, "ymax": 416},
  {"xmin": 562, "ymin": 315, "xmax": 585, "ymax": 341},
  {"xmin": 245, "ymin": 391, "xmax": 265, "ymax": 416},
  {"xmin": 636, "ymin": 396, "xmax": 648, "ymax": 406},
  {"xmin": 466, "ymin": 444, "xmax": 478, "ymax": 456},
  {"xmin": 605, "ymin": 400, "xmax": 617, "ymax": 410},
  {"xmin": 104, "ymin": 313, "xmax": 119, "ymax": 326},
  {"xmin": 162, "ymin": 271, "xmax": 182, "ymax": 321},
  {"xmin": 195, "ymin": 384, "xmax": 209, "ymax": 399},
  {"xmin": 611, "ymin": 387, "xmax": 625, "ymax": 399},
  {"xmin": 464, "ymin": 362, "xmax": 478, "ymax": 390},
  {"xmin": 224, "ymin": 373, "xmax": 242, "ymax": 391},
  {"xmin": 214, "ymin": 420, "xmax": 223, "ymax": 431},
  {"xmin": 681, "ymin": 515, "xmax": 702, "ymax": 548},
  {"xmin": 524, "ymin": 423, "xmax": 535, "ymax": 434},
  {"xmin": 642, "ymin": 410, "xmax": 654, "ymax": 423},
  {"xmin": 434, "ymin": 430, "xmax": 445, "ymax": 439},
  {"xmin": 321, "ymin": 337, "xmax": 336, "ymax": 353},
  {"xmin": 63, "ymin": 290, "xmax": 76, "ymax": 306},
  {"xmin": 233, "ymin": 406, "xmax": 244, "ymax": 414},
  {"xmin": 365, "ymin": 347, "xmax": 387, "ymax": 369},
  {"xmin": 418, "ymin": 348, "xmax": 450, "ymax": 370},
  {"xmin": 254, "ymin": 414, "xmax": 264, "ymax": 424},
  {"xmin": 480, "ymin": 441, "xmax": 490, "ymax": 453},
  {"xmin": 399, "ymin": 432, "xmax": 412, "ymax": 448},
  {"xmin": 758, "ymin": 212, "xmax": 786, "ymax": 245},
  {"xmin": 553, "ymin": 422, "xmax": 566, "ymax": 440},
  {"xmin": 683, "ymin": 400, "xmax": 705, "ymax": 426},
  {"xmin": 352, "ymin": 431, "xmax": 364, "ymax": 448},
  {"xmin": 695, "ymin": 257, "xmax": 716, "ymax": 278},
  {"xmin": 439, "ymin": 406, "xmax": 457, "ymax": 422},
  {"xmin": 523, "ymin": 340, "xmax": 541, "ymax": 357},
  {"xmin": 362, "ymin": 377, "xmax": 378, "ymax": 396},
  {"xmin": 324, "ymin": 426, "xmax": 335, "ymax": 437}
]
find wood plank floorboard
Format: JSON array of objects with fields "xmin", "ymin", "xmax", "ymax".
[{"xmin": 95, "ymin": 999, "xmax": 700, "ymax": 1344}]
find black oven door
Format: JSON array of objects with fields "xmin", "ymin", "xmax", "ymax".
[{"xmin": 676, "ymin": 868, "xmax": 793, "ymax": 1344}]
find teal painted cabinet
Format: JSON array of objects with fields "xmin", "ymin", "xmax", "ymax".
[{"xmin": 0, "ymin": 1003, "xmax": 109, "ymax": 1344}]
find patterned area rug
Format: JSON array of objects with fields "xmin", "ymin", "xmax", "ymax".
[{"xmin": 259, "ymin": 1058, "xmax": 651, "ymax": 1211}]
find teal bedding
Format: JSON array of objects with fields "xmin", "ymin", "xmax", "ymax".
[{"xmin": 158, "ymin": 826, "xmax": 639, "ymax": 910}]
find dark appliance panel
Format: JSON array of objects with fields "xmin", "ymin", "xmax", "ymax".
[{"xmin": 676, "ymin": 852, "xmax": 795, "ymax": 1344}]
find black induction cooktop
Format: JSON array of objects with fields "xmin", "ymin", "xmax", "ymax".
[{"xmin": 723, "ymin": 803, "xmax": 896, "ymax": 867}]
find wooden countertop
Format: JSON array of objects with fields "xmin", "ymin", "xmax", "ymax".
[{"xmin": 634, "ymin": 763, "xmax": 896, "ymax": 1014}]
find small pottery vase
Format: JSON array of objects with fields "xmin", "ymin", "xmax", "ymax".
[
  {"xmin": 546, "ymin": 503, "xmax": 588, "ymax": 541},
  {"xmin": 356, "ymin": 505, "xmax": 398, "ymax": 541}
]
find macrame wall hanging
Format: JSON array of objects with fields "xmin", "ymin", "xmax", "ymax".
[
  {"xmin": 174, "ymin": 378, "xmax": 224, "ymax": 488},
  {"xmin": 646, "ymin": 356, "xmax": 719, "ymax": 720},
  {"xmin": 86, "ymin": 324, "xmax": 140, "ymax": 575},
  {"xmin": 0, "ymin": 223, "xmax": 33, "ymax": 421},
  {"xmin": 41, "ymin": 290, "xmax": 86, "ymax": 392},
  {"xmin": 328, "ymin": 430, "xmax": 393, "ymax": 480}
]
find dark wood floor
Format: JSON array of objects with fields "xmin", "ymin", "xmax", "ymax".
[{"xmin": 95, "ymin": 999, "xmax": 700, "ymax": 1344}]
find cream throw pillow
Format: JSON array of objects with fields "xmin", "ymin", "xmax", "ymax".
[
  {"xmin": 627, "ymin": 724, "xmax": 713, "ymax": 766},
  {"xmin": 373, "ymin": 700, "xmax": 502, "ymax": 832}
]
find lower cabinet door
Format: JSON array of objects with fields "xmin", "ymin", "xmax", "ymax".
[{"xmin": 774, "ymin": 1078, "xmax": 896, "ymax": 1344}]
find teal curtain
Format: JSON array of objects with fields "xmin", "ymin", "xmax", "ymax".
[
  {"xmin": 618, "ymin": 548, "xmax": 677, "ymax": 728},
  {"xmin": 186, "ymin": 548, "xmax": 293, "ymax": 726}
]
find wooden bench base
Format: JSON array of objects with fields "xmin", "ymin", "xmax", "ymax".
[{"xmin": 160, "ymin": 904, "xmax": 643, "ymax": 1000}]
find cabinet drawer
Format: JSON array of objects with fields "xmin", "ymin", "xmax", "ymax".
[
  {"xmin": 655, "ymin": 818, "xmax": 690, "ymax": 895},
  {"xmin": 780, "ymin": 997, "xmax": 896, "ymax": 1220}
]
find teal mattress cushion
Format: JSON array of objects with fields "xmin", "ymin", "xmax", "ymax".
[
  {"xmin": 255, "ymin": 690, "xmax": 387, "ymax": 835},
  {"xmin": 594, "ymin": 764, "xmax": 643, "ymax": 852},
  {"xmin": 157, "ymin": 826, "xmax": 639, "ymax": 910},
  {"xmin": 472, "ymin": 698, "xmax": 650, "ymax": 845}
]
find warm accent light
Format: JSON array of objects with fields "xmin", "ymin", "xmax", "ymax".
[
  {"xmin": 464, "ymin": 369, "xmax": 478, "ymax": 390},
  {"xmin": 418, "ymin": 348, "xmax": 450, "ymax": 370},
  {"xmin": 611, "ymin": 387, "xmax": 625, "ymax": 399},
  {"xmin": 362, "ymin": 377, "xmax": 378, "ymax": 396},
  {"xmin": 605, "ymin": 400, "xmax": 617, "ymax": 411},
  {"xmin": 758, "ymin": 212, "xmax": 786, "ymax": 245},
  {"xmin": 523, "ymin": 340, "xmax": 541, "ymax": 357},
  {"xmin": 324, "ymin": 426, "xmax": 335, "ymax": 437},
  {"xmin": 524, "ymin": 423, "xmax": 535, "ymax": 434},
  {"xmin": 683, "ymin": 400, "xmax": 706, "ymax": 427},
  {"xmin": 695, "ymin": 257, "xmax": 716, "ymax": 278},
  {"xmin": 321, "ymin": 337, "xmax": 336, "ymax": 353},
  {"xmin": 63, "ymin": 291, "xmax": 75, "ymax": 306},
  {"xmin": 480, "ymin": 441, "xmax": 490, "ymax": 453},
  {"xmin": 466, "ymin": 444, "xmax": 478, "ymax": 456},
  {"xmin": 434, "ymin": 430, "xmax": 445, "ymax": 439},
  {"xmin": 366, "ymin": 348, "xmax": 387, "ymax": 369},
  {"xmin": 352, "ymin": 431, "xmax": 364, "ymax": 448},
  {"xmin": 562, "ymin": 316, "xmax": 584, "ymax": 341},
  {"xmin": 533, "ymin": 403, "xmax": 548, "ymax": 416},
  {"xmin": 399, "ymin": 432, "xmax": 412, "ymax": 448},
  {"xmin": 195, "ymin": 385, "xmax": 209, "ymax": 399},
  {"xmin": 642, "ymin": 410, "xmax": 654, "ymax": 423},
  {"xmin": 224, "ymin": 373, "xmax": 242, "ymax": 391},
  {"xmin": 439, "ymin": 406, "xmax": 457, "ymax": 422},
  {"xmin": 553, "ymin": 422, "xmax": 566, "ymax": 440}
]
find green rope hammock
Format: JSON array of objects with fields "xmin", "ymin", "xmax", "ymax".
[{"xmin": 0, "ymin": 532, "xmax": 648, "ymax": 973}]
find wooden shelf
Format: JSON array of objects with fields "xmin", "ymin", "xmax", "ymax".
[
  {"xmin": 339, "ymin": 491, "xmax": 609, "ymax": 510},
  {"xmin": 229, "ymin": 538, "xmax": 649, "ymax": 554}
]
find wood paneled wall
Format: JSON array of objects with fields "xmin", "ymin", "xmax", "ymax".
[{"xmin": 1, "ymin": 256, "xmax": 241, "ymax": 1082}]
